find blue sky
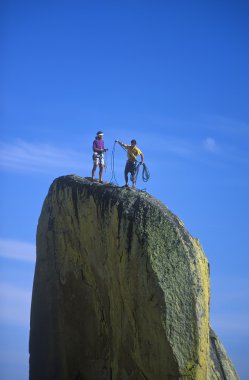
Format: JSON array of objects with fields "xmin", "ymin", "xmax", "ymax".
[{"xmin": 1, "ymin": 0, "xmax": 249, "ymax": 379}]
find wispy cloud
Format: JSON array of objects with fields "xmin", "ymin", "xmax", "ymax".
[
  {"xmin": 159, "ymin": 137, "xmax": 194, "ymax": 158},
  {"xmin": 1, "ymin": 126, "xmax": 248, "ymax": 180},
  {"xmin": 114, "ymin": 129, "xmax": 222, "ymax": 159},
  {"xmin": 203, "ymin": 137, "xmax": 219, "ymax": 153},
  {"xmin": 144, "ymin": 132, "xmax": 248, "ymax": 167},
  {"xmin": 0, "ymin": 239, "xmax": 34, "ymax": 326},
  {"xmin": 139, "ymin": 133, "xmax": 220, "ymax": 162},
  {"xmin": 0, "ymin": 239, "xmax": 35, "ymax": 262},
  {"xmin": 0, "ymin": 283, "xmax": 31, "ymax": 326},
  {"xmin": 211, "ymin": 313, "xmax": 249, "ymax": 335},
  {"xmin": 203, "ymin": 115, "xmax": 249, "ymax": 138},
  {"xmin": 0, "ymin": 348, "xmax": 29, "ymax": 366},
  {"xmin": 210, "ymin": 275, "xmax": 249, "ymax": 337},
  {"xmin": 113, "ymin": 132, "xmax": 196, "ymax": 159},
  {"xmin": 0, "ymin": 140, "xmax": 89, "ymax": 174}
]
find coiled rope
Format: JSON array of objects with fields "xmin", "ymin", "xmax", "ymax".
[{"xmin": 134, "ymin": 161, "xmax": 150, "ymax": 183}]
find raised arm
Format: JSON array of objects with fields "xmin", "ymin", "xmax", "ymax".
[{"xmin": 115, "ymin": 140, "xmax": 128, "ymax": 148}]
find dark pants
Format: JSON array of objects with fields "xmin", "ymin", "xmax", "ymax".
[{"xmin": 125, "ymin": 160, "xmax": 136, "ymax": 182}]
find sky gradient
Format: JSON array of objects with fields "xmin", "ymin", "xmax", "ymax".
[{"xmin": 1, "ymin": 1, "xmax": 249, "ymax": 379}]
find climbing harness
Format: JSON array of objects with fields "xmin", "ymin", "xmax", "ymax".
[{"xmin": 92, "ymin": 149, "xmax": 108, "ymax": 177}]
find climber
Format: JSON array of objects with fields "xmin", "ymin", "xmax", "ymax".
[
  {"xmin": 92, "ymin": 131, "xmax": 108, "ymax": 183},
  {"xmin": 115, "ymin": 139, "xmax": 144, "ymax": 188}
]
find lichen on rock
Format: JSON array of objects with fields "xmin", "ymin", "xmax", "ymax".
[{"xmin": 29, "ymin": 175, "xmax": 239, "ymax": 380}]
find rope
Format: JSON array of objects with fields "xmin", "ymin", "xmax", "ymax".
[
  {"xmin": 133, "ymin": 162, "xmax": 150, "ymax": 183},
  {"xmin": 142, "ymin": 163, "xmax": 150, "ymax": 182},
  {"xmin": 110, "ymin": 141, "xmax": 119, "ymax": 185},
  {"xmin": 104, "ymin": 150, "xmax": 108, "ymax": 173}
]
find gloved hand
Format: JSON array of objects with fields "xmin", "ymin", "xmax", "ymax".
[
  {"xmin": 104, "ymin": 148, "xmax": 108, "ymax": 152},
  {"xmin": 115, "ymin": 140, "xmax": 119, "ymax": 143},
  {"xmin": 139, "ymin": 162, "xmax": 143, "ymax": 165}
]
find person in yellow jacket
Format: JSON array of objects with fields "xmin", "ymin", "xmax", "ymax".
[{"xmin": 116, "ymin": 139, "xmax": 144, "ymax": 188}]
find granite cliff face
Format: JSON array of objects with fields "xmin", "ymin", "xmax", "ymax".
[{"xmin": 29, "ymin": 175, "xmax": 239, "ymax": 380}]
